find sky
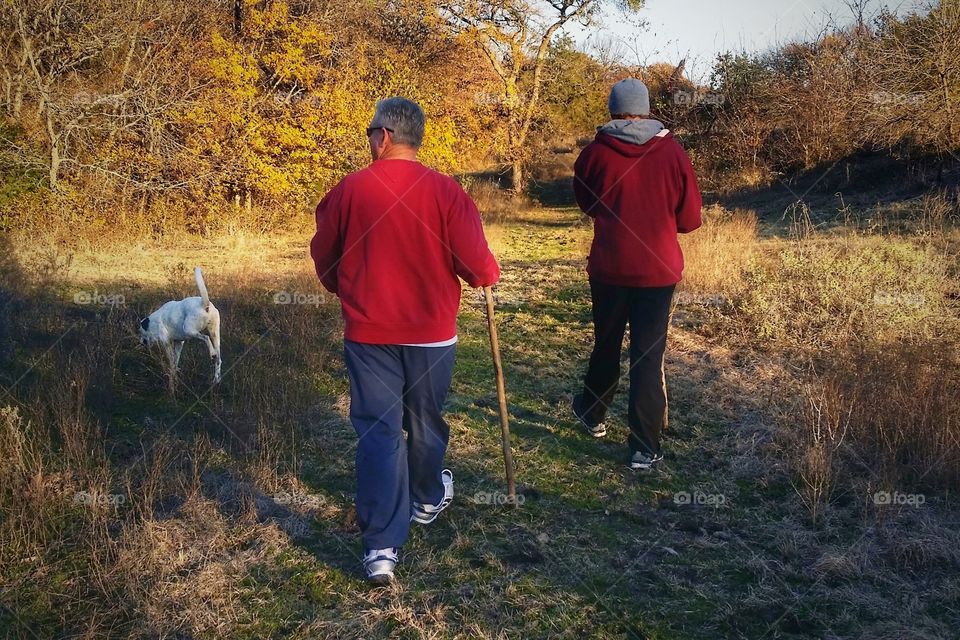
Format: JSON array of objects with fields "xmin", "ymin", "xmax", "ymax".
[{"xmin": 571, "ymin": 0, "xmax": 927, "ymax": 82}]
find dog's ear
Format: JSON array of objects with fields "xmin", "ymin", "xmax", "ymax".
[{"xmin": 140, "ymin": 317, "xmax": 149, "ymax": 331}]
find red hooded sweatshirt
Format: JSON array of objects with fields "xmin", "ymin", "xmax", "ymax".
[
  {"xmin": 573, "ymin": 121, "xmax": 702, "ymax": 287},
  {"xmin": 310, "ymin": 159, "xmax": 500, "ymax": 344}
]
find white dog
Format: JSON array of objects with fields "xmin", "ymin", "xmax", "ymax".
[{"xmin": 139, "ymin": 266, "xmax": 222, "ymax": 388}]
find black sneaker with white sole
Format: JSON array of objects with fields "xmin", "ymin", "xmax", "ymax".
[
  {"xmin": 572, "ymin": 393, "xmax": 607, "ymax": 438},
  {"xmin": 629, "ymin": 450, "xmax": 664, "ymax": 470},
  {"xmin": 411, "ymin": 469, "xmax": 454, "ymax": 524},
  {"xmin": 363, "ymin": 547, "xmax": 398, "ymax": 584}
]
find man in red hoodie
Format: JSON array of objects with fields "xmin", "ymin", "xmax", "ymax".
[
  {"xmin": 571, "ymin": 78, "xmax": 702, "ymax": 471},
  {"xmin": 310, "ymin": 97, "xmax": 500, "ymax": 584}
]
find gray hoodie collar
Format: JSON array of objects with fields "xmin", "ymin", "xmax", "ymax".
[{"xmin": 597, "ymin": 118, "xmax": 666, "ymax": 145}]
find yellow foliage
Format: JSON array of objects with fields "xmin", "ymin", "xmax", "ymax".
[{"xmin": 167, "ymin": 0, "xmax": 491, "ymax": 221}]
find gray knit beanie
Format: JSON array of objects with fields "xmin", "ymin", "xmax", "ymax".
[{"xmin": 608, "ymin": 78, "xmax": 650, "ymax": 116}]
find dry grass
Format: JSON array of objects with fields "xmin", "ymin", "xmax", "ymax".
[
  {"xmin": 919, "ymin": 188, "xmax": 960, "ymax": 236},
  {"xmin": 1, "ymin": 201, "xmax": 959, "ymax": 638},
  {"xmin": 10, "ymin": 227, "xmax": 314, "ymax": 289},
  {"xmin": 0, "ymin": 236, "xmax": 346, "ymax": 636},
  {"xmin": 462, "ymin": 176, "xmax": 539, "ymax": 224},
  {"xmin": 677, "ymin": 198, "xmax": 960, "ymax": 522},
  {"xmin": 677, "ymin": 205, "xmax": 758, "ymax": 301},
  {"xmin": 790, "ymin": 376, "xmax": 852, "ymax": 525}
]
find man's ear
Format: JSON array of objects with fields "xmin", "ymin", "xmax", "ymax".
[
  {"xmin": 379, "ymin": 130, "xmax": 392, "ymax": 153},
  {"xmin": 140, "ymin": 317, "xmax": 150, "ymax": 330}
]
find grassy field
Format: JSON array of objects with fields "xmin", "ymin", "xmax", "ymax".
[{"xmin": 1, "ymin": 201, "xmax": 959, "ymax": 639}]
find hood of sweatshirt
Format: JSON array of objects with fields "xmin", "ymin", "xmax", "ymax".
[{"xmin": 595, "ymin": 119, "xmax": 670, "ymax": 156}]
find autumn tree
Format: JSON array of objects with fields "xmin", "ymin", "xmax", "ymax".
[
  {"xmin": 1, "ymin": 0, "xmax": 214, "ymax": 223},
  {"xmin": 5, "ymin": 0, "xmax": 134, "ymax": 189},
  {"xmin": 442, "ymin": 0, "xmax": 644, "ymax": 194},
  {"xmin": 539, "ymin": 35, "xmax": 611, "ymax": 138},
  {"xmin": 0, "ymin": 0, "xmax": 495, "ymax": 231},
  {"xmin": 177, "ymin": 0, "xmax": 486, "ymax": 231}
]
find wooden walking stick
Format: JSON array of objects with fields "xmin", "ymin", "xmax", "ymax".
[{"xmin": 483, "ymin": 286, "xmax": 517, "ymax": 505}]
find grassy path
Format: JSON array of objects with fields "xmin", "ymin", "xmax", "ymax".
[
  {"xmin": 259, "ymin": 208, "xmax": 803, "ymax": 639},
  {"xmin": 4, "ymin": 208, "xmax": 956, "ymax": 639}
]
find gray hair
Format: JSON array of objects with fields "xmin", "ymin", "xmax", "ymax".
[{"xmin": 371, "ymin": 97, "xmax": 426, "ymax": 149}]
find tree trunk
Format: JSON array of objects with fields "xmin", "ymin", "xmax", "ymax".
[
  {"xmin": 44, "ymin": 111, "xmax": 60, "ymax": 190},
  {"xmin": 234, "ymin": 0, "xmax": 243, "ymax": 34},
  {"xmin": 2, "ymin": 69, "xmax": 9, "ymax": 115},
  {"xmin": 511, "ymin": 158, "xmax": 524, "ymax": 196},
  {"xmin": 49, "ymin": 141, "xmax": 60, "ymax": 190},
  {"xmin": 12, "ymin": 76, "xmax": 23, "ymax": 118},
  {"xmin": 512, "ymin": 24, "xmax": 560, "ymax": 194},
  {"xmin": 9, "ymin": 48, "xmax": 27, "ymax": 118}
]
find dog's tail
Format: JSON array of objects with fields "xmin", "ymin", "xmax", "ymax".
[{"xmin": 195, "ymin": 266, "xmax": 210, "ymax": 311}]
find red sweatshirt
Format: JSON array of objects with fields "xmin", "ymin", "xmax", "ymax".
[
  {"xmin": 310, "ymin": 159, "xmax": 500, "ymax": 344},
  {"xmin": 573, "ymin": 129, "xmax": 702, "ymax": 287}
]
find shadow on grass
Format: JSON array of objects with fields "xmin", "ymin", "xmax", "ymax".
[
  {"xmin": 529, "ymin": 176, "xmax": 576, "ymax": 208},
  {"xmin": 716, "ymin": 150, "xmax": 960, "ymax": 226},
  {"xmin": 0, "ymin": 241, "xmax": 891, "ymax": 639}
]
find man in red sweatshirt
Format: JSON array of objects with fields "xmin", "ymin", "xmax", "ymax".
[
  {"xmin": 310, "ymin": 97, "xmax": 500, "ymax": 584},
  {"xmin": 571, "ymin": 78, "xmax": 702, "ymax": 471}
]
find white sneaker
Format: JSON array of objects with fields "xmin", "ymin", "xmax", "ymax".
[
  {"xmin": 363, "ymin": 547, "xmax": 398, "ymax": 584},
  {"xmin": 572, "ymin": 393, "xmax": 607, "ymax": 438},
  {"xmin": 629, "ymin": 451, "xmax": 664, "ymax": 471},
  {"xmin": 411, "ymin": 469, "xmax": 454, "ymax": 524}
]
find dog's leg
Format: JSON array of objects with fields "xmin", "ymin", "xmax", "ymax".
[
  {"xmin": 199, "ymin": 334, "xmax": 221, "ymax": 384},
  {"xmin": 208, "ymin": 314, "xmax": 222, "ymax": 384},
  {"xmin": 163, "ymin": 341, "xmax": 177, "ymax": 395},
  {"xmin": 173, "ymin": 341, "xmax": 184, "ymax": 372}
]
